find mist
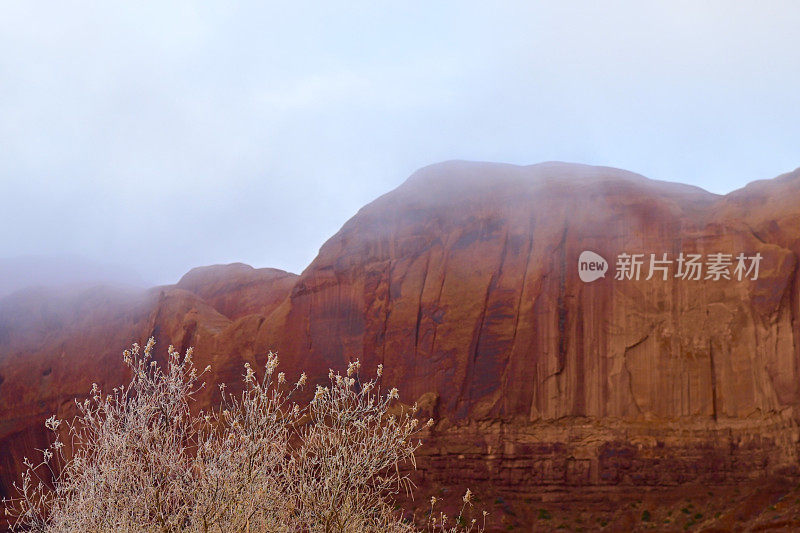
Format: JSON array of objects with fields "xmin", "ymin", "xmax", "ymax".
[
  {"xmin": 2, "ymin": 1, "xmax": 799, "ymax": 294},
  {"xmin": 0, "ymin": 255, "xmax": 145, "ymax": 299}
]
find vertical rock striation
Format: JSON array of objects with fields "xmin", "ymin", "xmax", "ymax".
[{"xmin": 2, "ymin": 161, "xmax": 800, "ymax": 524}]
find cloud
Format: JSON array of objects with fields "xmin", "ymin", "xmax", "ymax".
[{"xmin": 1, "ymin": 1, "xmax": 799, "ymax": 291}]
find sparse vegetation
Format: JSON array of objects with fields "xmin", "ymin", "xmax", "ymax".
[{"xmin": 3, "ymin": 339, "xmax": 485, "ymax": 532}]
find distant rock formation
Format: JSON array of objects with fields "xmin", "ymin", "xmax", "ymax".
[
  {"xmin": 3, "ymin": 161, "xmax": 800, "ymax": 528},
  {"xmin": 0, "ymin": 254, "xmax": 146, "ymax": 298}
]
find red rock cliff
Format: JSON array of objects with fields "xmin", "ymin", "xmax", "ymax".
[{"xmin": 2, "ymin": 161, "xmax": 800, "ymax": 526}]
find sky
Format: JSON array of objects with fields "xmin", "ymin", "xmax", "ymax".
[{"xmin": 1, "ymin": 1, "xmax": 799, "ymax": 291}]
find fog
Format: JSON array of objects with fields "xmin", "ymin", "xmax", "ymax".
[
  {"xmin": 0, "ymin": 255, "xmax": 144, "ymax": 299},
  {"xmin": 2, "ymin": 1, "xmax": 799, "ymax": 293}
]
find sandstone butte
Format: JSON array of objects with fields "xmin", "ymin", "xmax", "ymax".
[{"xmin": 2, "ymin": 160, "xmax": 800, "ymax": 529}]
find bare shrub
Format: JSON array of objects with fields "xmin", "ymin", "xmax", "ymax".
[{"xmin": 3, "ymin": 340, "xmax": 484, "ymax": 532}]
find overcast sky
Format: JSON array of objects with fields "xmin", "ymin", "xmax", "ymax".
[{"xmin": 1, "ymin": 1, "xmax": 799, "ymax": 290}]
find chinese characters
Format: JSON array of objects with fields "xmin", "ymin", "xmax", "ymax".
[{"xmin": 613, "ymin": 252, "xmax": 762, "ymax": 281}]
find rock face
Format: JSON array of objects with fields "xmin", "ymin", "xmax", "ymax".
[
  {"xmin": 0, "ymin": 265, "xmax": 297, "ymax": 507},
  {"xmin": 2, "ymin": 161, "xmax": 800, "ymax": 527}
]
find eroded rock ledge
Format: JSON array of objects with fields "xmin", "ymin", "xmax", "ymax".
[{"xmin": 3, "ymin": 161, "xmax": 800, "ymax": 527}]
